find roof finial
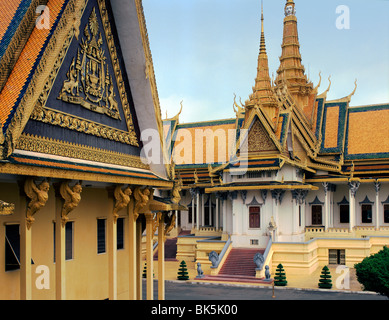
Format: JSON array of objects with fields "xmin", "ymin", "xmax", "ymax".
[{"xmin": 259, "ymin": 0, "xmax": 266, "ymax": 54}]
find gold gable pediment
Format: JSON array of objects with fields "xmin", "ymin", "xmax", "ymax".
[{"xmin": 23, "ymin": 0, "xmax": 140, "ymax": 149}]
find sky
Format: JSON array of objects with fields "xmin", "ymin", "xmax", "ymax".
[{"xmin": 142, "ymin": 0, "xmax": 389, "ymax": 124}]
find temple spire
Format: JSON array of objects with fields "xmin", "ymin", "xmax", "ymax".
[
  {"xmin": 275, "ymin": 0, "xmax": 314, "ymax": 108},
  {"xmin": 246, "ymin": 1, "xmax": 278, "ymax": 121}
]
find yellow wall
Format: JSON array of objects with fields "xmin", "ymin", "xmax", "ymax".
[
  {"xmin": 0, "ymin": 183, "xmax": 132, "ymax": 300},
  {"xmin": 269, "ymin": 237, "xmax": 389, "ymax": 275}
]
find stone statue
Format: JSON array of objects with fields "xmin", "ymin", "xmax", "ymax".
[
  {"xmin": 196, "ymin": 262, "xmax": 204, "ymax": 279},
  {"xmin": 209, "ymin": 251, "xmax": 219, "ymax": 268},
  {"xmin": 254, "ymin": 252, "xmax": 265, "ymax": 270},
  {"xmin": 265, "ymin": 265, "xmax": 271, "ymax": 280}
]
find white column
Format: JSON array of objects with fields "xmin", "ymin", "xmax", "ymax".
[
  {"xmin": 375, "ymin": 181, "xmax": 381, "ymax": 230},
  {"xmin": 196, "ymin": 192, "xmax": 200, "ymax": 231},
  {"xmin": 191, "ymin": 197, "xmax": 194, "ymax": 230},
  {"xmin": 222, "ymin": 197, "xmax": 227, "ymax": 233},
  {"xmin": 323, "ymin": 183, "xmax": 330, "ymax": 231},
  {"xmin": 201, "ymin": 193, "xmax": 205, "ymax": 227},
  {"xmin": 215, "ymin": 196, "xmax": 219, "ymax": 230},
  {"xmin": 348, "ymin": 181, "xmax": 360, "ymax": 232}
]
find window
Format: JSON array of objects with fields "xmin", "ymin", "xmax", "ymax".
[
  {"xmin": 65, "ymin": 222, "xmax": 74, "ymax": 260},
  {"xmin": 340, "ymin": 205, "xmax": 350, "ymax": 223},
  {"xmin": 97, "ymin": 219, "xmax": 106, "ymax": 254},
  {"xmin": 298, "ymin": 205, "xmax": 302, "ymax": 227},
  {"xmin": 361, "ymin": 205, "xmax": 372, "ymax": 223},
  {"xmin": 117, "ymin": 218, "xmax": 124, "ymax": 250},
  {"xmin": 249, "ymin": 206, "xmax": 260, "ymax": 229},
  {"xmin": 5, "ymin": 224, "xmax": 20, "ymax": 271},
  {"xmin": 311, "ymin": 205, "xmax": 322, "ymax": 225},
  {"xmin": 188, "ymin": 207, "xmax": 192, "ymax": 224},
  {"xmin": 53, "ymin": 222, "xmax": 74, "ymax": 261},
  {"xmin": 384, "ymin": 205, "xmax": 389, "ymax": 223},
  {"xmin": 329, "ymin": 249, "xmax": 345, "ymax": 265}
]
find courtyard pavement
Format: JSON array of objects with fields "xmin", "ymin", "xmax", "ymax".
[{"xmin": 146, "ymin": 260, "xmax": 388, "ymax": 300}]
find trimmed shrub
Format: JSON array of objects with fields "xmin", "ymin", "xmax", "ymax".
[
  {"xmin": 274, "ymin": 263, "xmax": 287, "ymax": 286},
  {"xmin": 318, "ymin": 266, "xmax": 332, "ymax": 289},
  {"xmin": 177, "ymin": 260, "xmax": 189, "ymax": 281}
]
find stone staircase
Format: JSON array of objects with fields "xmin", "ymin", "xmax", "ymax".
[{"xmin": 219, "ymin": 248, "xmax": 264, "ymax": 277}]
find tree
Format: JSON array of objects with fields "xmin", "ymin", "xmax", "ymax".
[
  {"xmin": 177, "ymin": 260, "xmax": 189, "ymax": 281},
  {"xmin": 274, "ymin": 264, "xmax": 287, "ymax": 286},
  {"xmin": 318, "ymin": 266, "xmax": 332, "ymax": 289},
  {"xmin": 354, "ymin": 246, "xmax": 389, "ymax": 297}
]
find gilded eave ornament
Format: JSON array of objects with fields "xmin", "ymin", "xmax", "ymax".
[
  {"xmin": 113, "ymin": 185, "xmax": 132, "ymax": 223},
  {"xmin": 24, "ymin": 178, "xmax": 50, "ymax": 229},
  {"xmin": 60, "ymin": 181, "xmax": 82, "ymax": 226},
  {"xmin": 58, "ymin": 8, "xmax": 121, "ymax": 121}
]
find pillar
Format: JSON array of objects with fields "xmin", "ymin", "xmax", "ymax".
[
  {"xmin": 136, "ymin": 220, "xmax": 142, "ymax": 300},
  {"xmin": 374, "ymin": 181, "xmax": 381, "ymax": 230},
  {"xmin": 107, "ymin": 194, "xmax": 117, "ymax": 300},
  {"xmin": 323, "ymin": 183, "xmax": 330, "ymax": 231},
  {"xmin": 144, "ymin": 213, "xmax": 154, "ymax": 300},
  {"xmin": 196, "ymin": 192, "xmax": 200, "ymax": 231},
  {"xmin": 222, "ymin": 195, "xmax": 227, "ymax": 234},
  {"xmin": 215, "ymin": 196, "xmax": 219, "ymax": 230},
  {"xmin": 201, "ymin": 193, "xmax": 205, "ymax": 227},
  {"xmin": 191, "ymin": 197, "xmax": 195, "ymax": 230},
  {"xmin": 55, "ymin": 192, "xmax": 66, "ymax": 300},
  {"xmin": 348, "ymin": 181, "xmax": 360, "ymax": 232},
  {"xmin": 128, "ymin": 201, "xmax": 137, "ymax": 300},
  {"xmin": 158, "ymin": 213, "xmax": 165, "ymax": 300},
  {"xmin": 19, "ymin": 193, "xmax": 31, "ymax": 300}
]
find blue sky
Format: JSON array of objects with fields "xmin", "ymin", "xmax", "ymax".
[{"xmin": 142, "ymin": 0, "xmax": 389, "ymax": 123}]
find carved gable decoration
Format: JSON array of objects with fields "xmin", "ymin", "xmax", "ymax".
[
  {"xmin": 248, "ymin": 118, "xmax": 278, "ymax": 153},
  {"xmin": 58, "ymin": 8, "xmax": 121, "ymax": 121},
  {"xmin": 22, "ymin": 0, "xmax": 141, "ymax": 161}
]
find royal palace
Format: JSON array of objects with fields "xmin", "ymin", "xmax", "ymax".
[{"xmin": 0, "ymin": 0, "xmax": 388, "ymax": 300}]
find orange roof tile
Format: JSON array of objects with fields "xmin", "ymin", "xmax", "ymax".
[
  {"xmin": 347, "ymin": 107, "xmax": 389, "ymax": 155},
  {"xmin": 0, "ymin": 0, "xmax": 66, "ymax": 128},
  {"xmin": 0, "ymin": 0, "xmax": 23, "ymax": 42},
  {"xmin": 324, "ymin": 106, "xmax": 340, "ymax": 149},
  {"xmin": 172, "ymin": 121, "xmax": 236, "ymax": 165}
]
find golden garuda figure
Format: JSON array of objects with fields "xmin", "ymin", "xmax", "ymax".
[{"xmin": 24, "ymin": 179, "xmax": 50, "ymax": 229}]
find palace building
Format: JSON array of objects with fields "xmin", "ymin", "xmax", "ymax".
[
  {"xmin": 0, "ymin": 0, "xmax": 181, "ymax": 300},
  {"xmin": 163, "ymin": 1, "xmax": 389, "ymax": 276}
]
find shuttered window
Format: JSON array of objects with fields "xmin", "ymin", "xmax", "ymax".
[
  {"xmin": 117, "ymin": 218, "xmax": 124, "ymax": 250},
  {"xmin": 53, "ymin": 222, "xmax": 74, "ymax": 261},
  {"xmin": 249, "ymin": 206, "xmax": 260, "ymax": 229},
  {"xmin": 97, "ymin": 219, "xmax": 106, "ymax": 254}
]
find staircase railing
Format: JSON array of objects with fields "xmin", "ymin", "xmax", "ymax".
[{"xmin": 209, "ymin": 236, "xmax": 232, "ymax": 275}]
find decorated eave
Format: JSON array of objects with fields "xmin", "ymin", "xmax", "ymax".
[{"xmin": 205, "ymin": 181, "xmax": 318, "ymax": 194}]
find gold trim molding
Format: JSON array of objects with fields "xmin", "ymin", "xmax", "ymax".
[{"xmin": 16, "ymin": 133, "xmax": 149, "ymax": 170}]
